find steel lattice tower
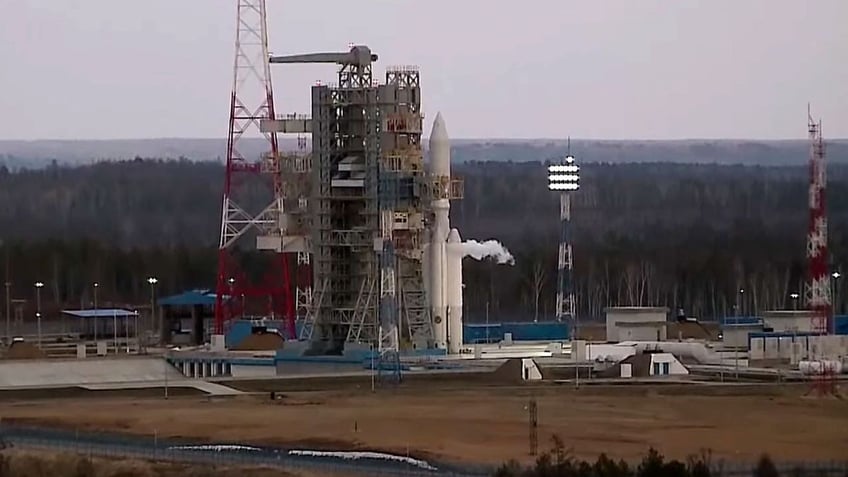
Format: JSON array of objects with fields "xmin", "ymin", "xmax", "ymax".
[
  {"xmin": 214, "ymin": 0, "xmax": 294, "ymax": 336},
  {"xmin": 805, "ymin": 106, "xmax": 831, "ymax": 334},
  {"xmin": 548, "ymin": 141, "xmax": 580, "ymax": 331}
]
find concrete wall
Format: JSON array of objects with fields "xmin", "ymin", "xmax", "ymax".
[
  {"xmin": 616, "ymin": 324, "xmax": 665, "ymax": 342},
  {"xmin": 275, "ymin": 361, "xmax": 365, "ymax": 377},
  {"xmin": 605, "ymin": 307, "xmax": 669, "ymax": 342},
  {"xmin": 521, "ymin": 359, "xmax": 543, "ymax": 381},
  {"xmin": 762, "ymin": 311, "xmax": 816, "ymax": 333},
  {"xmin": 722, "ymin": 325, "xmax": 763, "ymax": 348},
  {"xmin": 231, "ymin": 364, "xmax": 276, "ymax": 378},
  {"xmin": 584, "ymin": 343, "xmax": 637, "ymax": 362},
  {"xmin": 749, "ymin": 333, "xmax": 848, "ymax": 362},
  {"xmin": 648, "ymin": 353, "xmax": 689, "ymax": 376},
  {"xmin": 0, "ymin": 357, "xmax": 184, "ymax": 388}
]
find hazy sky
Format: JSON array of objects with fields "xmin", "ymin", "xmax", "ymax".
[{"xmin": 2, "ymin": 1, "xmax": 846, "ymax": 140}]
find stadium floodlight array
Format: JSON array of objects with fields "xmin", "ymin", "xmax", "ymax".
[{"xmin": 548, "ymin": 156, "xmax": 580, "ymax": 191}]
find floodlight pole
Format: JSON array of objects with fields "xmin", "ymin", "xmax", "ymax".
[
  {"xmin": 547, "ymin": 146, "xmax": 579, "ymax": 332},
  {"xmin": 34, "ymin": 282, "xmax": 44, "ymax": 349},
  {"xmin": 93, "ymin": 282, "xmax": 99, "ymax": 341},
  {"xmin": 147, "ymin": 277, "xmax": 158, "ymax": 344},
  {"xmin": 548, "ymin": 144, "xmax": 581, "ymax": 384}
]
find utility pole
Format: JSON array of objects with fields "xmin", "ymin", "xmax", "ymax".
[
  {"xmin": 4, "ymin": 281, "xmax": 10, "ymax": 344},
  {"xmin": 3, "ymin": 244, "xmax": 9, "ymax": 343},
  {"xmin": 485, "ymin": 301, "xmax": 490, "ymax": 343},
  {"xmin": 528, "ymin": 398, "xmax": 538, "ymax": 456}
]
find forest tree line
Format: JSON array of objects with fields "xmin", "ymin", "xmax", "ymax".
[{"xmin": 1, "ymin": 158, "xmax": 847, "ymax": 321}]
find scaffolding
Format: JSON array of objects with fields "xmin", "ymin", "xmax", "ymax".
[{"xmin": 263, "ymin": 48, "xmax": 434, "ymax": 359}]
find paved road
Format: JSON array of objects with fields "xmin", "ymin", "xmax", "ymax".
[{"xmin": 0, "ymin": 424, "xmax": 490, "ymax": 477}]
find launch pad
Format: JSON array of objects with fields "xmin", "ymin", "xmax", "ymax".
[{"xmin": 259, "ymin": 45, "xmax": 464, "ymax": 359}]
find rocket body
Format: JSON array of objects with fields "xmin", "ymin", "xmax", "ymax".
[
  {"xmin": 446, "ymin": 228, "xmax": 464, "ymax": 354},
  {"xmin": 426, "ymin": 113, "xmax": 463, "ymax": 353},
  {"xmin": 430, "ymin": 240, "xmax": 448, "ymax": 349}
]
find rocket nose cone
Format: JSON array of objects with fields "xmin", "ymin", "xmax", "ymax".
[
  {"xmin": 447, "ymin": 228, "xmax": 461, "ymax": 243},
  {"xmin": 430, "ymin": 112, "xmax": 448, "ymax": 144}
]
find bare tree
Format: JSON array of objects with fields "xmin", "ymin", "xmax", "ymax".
[{"xmin": 531, "ymin": 260, "xmax": 547, "ymax": 322}]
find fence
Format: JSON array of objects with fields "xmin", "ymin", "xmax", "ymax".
[{"xmin": 1, "ymin": 424, "xmax": 847, "ymax": 477}]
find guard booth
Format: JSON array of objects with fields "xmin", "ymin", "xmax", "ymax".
[{"xmin": 157, "ymin": 289, "xmax": 218, "ymax": 345}]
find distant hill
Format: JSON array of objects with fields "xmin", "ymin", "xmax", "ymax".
[{"xmin": 1, "ymin": 137, "xmax": 847, "ymax": 169}]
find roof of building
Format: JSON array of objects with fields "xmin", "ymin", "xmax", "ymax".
[
  {"xmin": 62, "ymin": 309, "xmax": 139, "ymax": 319},
  {"xmin": 604, "ymin": 307, "xmax": 670, "ymax": 313},
  {"xmin": 616, "ymin": 321, "xmax": 667, "ymax": 327},
  {"xmin": 721, "ymin": 316, "xmax": 761, "ymax": 325},
  {"xmin": 158, "ymin": 289, "xmax": 222, "ymax": 307},
  {"xmin": 762, "ymin": 310, "xmax": 816, "ymax": 319},
  {"xmin": 668, "ymin": 321, "xmax": 721, "ymax": 340}
]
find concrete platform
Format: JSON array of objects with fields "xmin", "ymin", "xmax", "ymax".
[
  {"xmin": 80, "ymin": 380, "xmax": 243, "ymax": 395},
  {"xmin": 0, "ymin": 357, "xmax": 184, "ymax": 388}
]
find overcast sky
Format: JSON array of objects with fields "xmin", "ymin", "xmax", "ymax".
[{"xmin": 1, "ymin": 0, "xmax": 846, "ymax": 140}]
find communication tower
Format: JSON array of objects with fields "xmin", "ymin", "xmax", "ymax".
[
  {"xmin": 214, "ymin": 0, "xmax": 294, "ymax": 336},
  {"xmin": 805, "ymin": 106, "xmax": 831, "ymax": 335}
]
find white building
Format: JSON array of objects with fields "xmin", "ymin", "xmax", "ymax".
[
  {"xmin": 605, "ymin": 307, "xmax": 669, "ymax": 342},
  {"xmin": 721, "ymin": 322, "xmax": 764, "ymax": 348},
  {"xmin": 762, "ymin": 310, "xmax": 817, "ymax": 333}
]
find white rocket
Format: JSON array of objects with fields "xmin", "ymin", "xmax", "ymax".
[{"xmin": 424, "ymin": 113, "xmax": 464, "ymax": 354}]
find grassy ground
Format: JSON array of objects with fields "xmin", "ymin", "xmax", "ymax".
[
  {"xmin": 0, "ymin": 450, "xmax": 328, "ymax": 477},
  {"xmin": 1, "ymin": 382, "xmax": 846, "ymax": 466}
]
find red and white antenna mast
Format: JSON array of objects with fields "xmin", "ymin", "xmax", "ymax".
[
  {"xmin": 805, "ymin": 105, "xmax": 831, "ymax": 334},
  {"xmin": 214, "ymin": 0, "xmax": 293, "ymax": 335}
]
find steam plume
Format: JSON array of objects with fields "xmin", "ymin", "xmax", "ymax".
[{"xmin": 460, "ymin": 240, "xmax": 515, "ymax": 265}]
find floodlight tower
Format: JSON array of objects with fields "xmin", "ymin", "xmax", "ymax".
[
  {"xmin": 548, "ymin": 143, "xmax": 580, "ymax": 334},
  {"xmin": 805, "ymin": 106, "xmax": 831, "ymax": 334}
]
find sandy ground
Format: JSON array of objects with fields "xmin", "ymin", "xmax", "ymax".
[{"xmin": 0, "ymin": 383, "xmax": 846, "ymax": 466}]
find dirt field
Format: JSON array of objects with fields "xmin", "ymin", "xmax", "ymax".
[
  {"xmin": 0, "ymin": 450, "xmax": 325, "ymax": 477},
  {"xmin": 1, "ymin": 383, "xmax": 846, "ymax": 466}
]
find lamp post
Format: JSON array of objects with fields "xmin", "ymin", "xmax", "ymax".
[
  {"xmin": 34, "ymin": 281, "xmax": 44, "ymax": 348},
  {"xmin": 93, "ymin": 282, "xmax": 99, "ymax": 341},
  {"xmin": 790, "ymin": 292, "xmax": 799, "ymax": 311},
  {"xmin": 832, "ymin": 271, "xmax": 841, "ymax": 316},
  {"xmin": 739, "ymin": 288, "xmax": 745, "ymax": 316},
  {"xmin": 228, "ymin": 277, "xmax": 235, "ymax": 319},
  {"xmin": 147, "ymin": 277, "xmax": 158, "ymax": 342}
]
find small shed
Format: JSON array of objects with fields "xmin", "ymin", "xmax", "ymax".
[{"xmin": 605, "ymin": 307, "xmax": 669, "ymax": 342}]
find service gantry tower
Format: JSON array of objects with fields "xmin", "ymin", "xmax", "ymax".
[{"xmin": 262, "ymin": 46, "xmax": 445, "ymax": 367}]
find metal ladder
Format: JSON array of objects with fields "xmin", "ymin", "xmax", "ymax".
[
  {"xmin": 298, "ymin": 278, "xmax": 327, "ymax": 341},
  {"xmin": 348, "ymin": 278, "xmax": 377, "ymax": 343}
]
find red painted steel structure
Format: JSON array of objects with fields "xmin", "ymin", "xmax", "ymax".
[
  {"xmin": 805, "ymin": 107, "xmax": 831, "ymax": 335},
  {"xmin": 214, "ymin": 0, "xmax": 294, "ymax": 336}
]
